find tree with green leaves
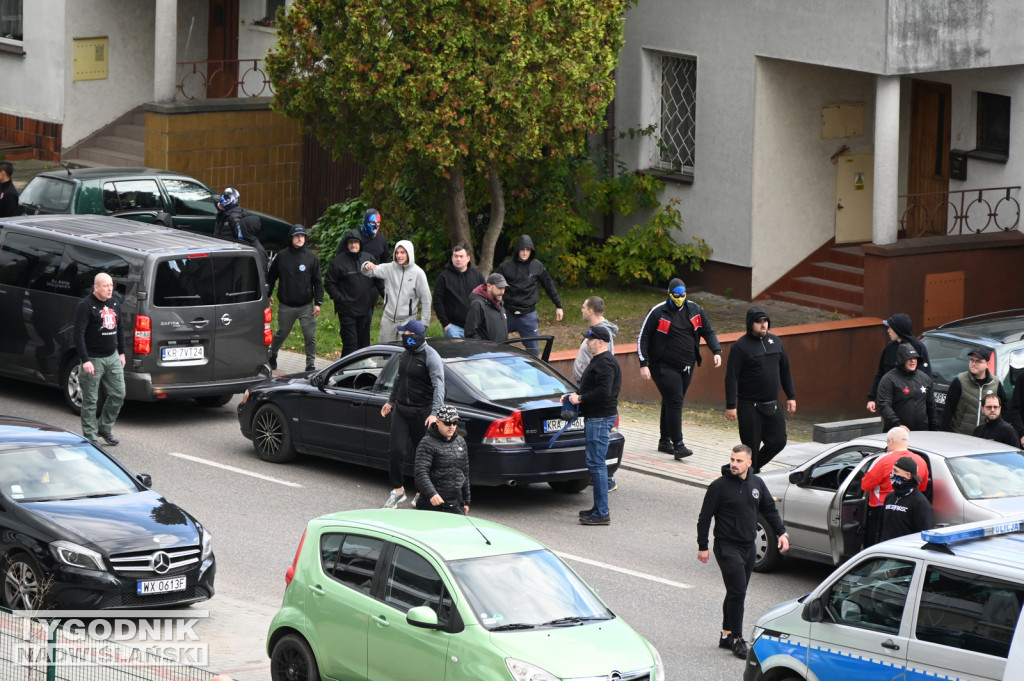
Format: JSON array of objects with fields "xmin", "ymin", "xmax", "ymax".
[{"xmin": 266, "ymin": 0, "xmax": 631, "ymax": 273}]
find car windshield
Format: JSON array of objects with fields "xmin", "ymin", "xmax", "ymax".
[
  {"xmin": 19, "ymin": 177, "xmax": 75, "ymax": 212},
  {"xmin": 0, "ymin": 443, "xmax": 139, "ymax": 502},
  {"xmin": 449, "ymin": 549, "xmax": 612, "ymax": 630},
  {"xmin": 448, "ymin": 354, "xmax": 573, "ymax": 400},
  {"xmin": 947, "ymin": 451, "xmax": 1024, "ymax": 500}
]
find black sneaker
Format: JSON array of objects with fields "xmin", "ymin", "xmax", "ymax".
[
  {"xmin": 578, "ymin": 508, "xmax": 596, "ymax": 518},
  {"xmin": 718, "ymin": 634, "xmax": 734, "ymax": 649},
  {"xmin": 657, "ymin": 439, "xmax": 674, "ymax": 454},
  {"xmin": 731, "ymin": 637, "xmax": 750, "ymax": 659},
  {"xmin": 269, "ymin": 354, "xmax": 278, "ymax": 370},
  {"xmin": 578, "ymin": 514, "xmax": 610, "ymax": 526},
  {"xmin": 305, "ymin": 364, "xmax": 316, "ymax": 372},
  {"xmin": 673, "ymin": 443, "xmax": 694, "ymax": 460},
  {"xmin": 98, "ymin": 432, "xmax": 119, "ymax": 446}
]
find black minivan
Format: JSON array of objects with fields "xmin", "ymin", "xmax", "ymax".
[{"xmin": 0, "ymin": 214, "xmax": 272, "ymax": 412}]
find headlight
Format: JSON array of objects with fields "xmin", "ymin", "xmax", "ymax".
[
  {"xmin": 50, "ymin": 540, "xmax": 105, "ymax": 571},
  {"xmin": 649, "ymin": 642, "xmax": 665, "ymax": 681},
  {"xmin": 505, "ymin": 658, "xmax": 559, "ymax": 681},
  {"xmin": 752, "ymin": 624, "xmax": 765, "ymax": 642},
  {"xmin": 200, "ymin": 527, "xmax": 213, "ymax": 560}
]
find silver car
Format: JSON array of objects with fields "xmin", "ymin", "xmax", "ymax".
[{"xmin": 754, "ymin": 431, "xmax": 1024, "ymax": 572}]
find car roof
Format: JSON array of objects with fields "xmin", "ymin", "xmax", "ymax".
[
  {"xmin": 0, "ymin": 415, "xmax": 87, "ymax": 448},
  {"xmin": 311, "ymin": 509, "xmax": 546, "ymax": 561},
  {"xmin": 359, "ymin": 337, "xmax": 537, "ymax": 361},
  {"xmin": 33, "ymin": 167, "xmax": 196, "ymax": 182},
  {"xmin": 870, "ymin": 514, "xmax": 1024, "ymax": 575},
  {"xmin": 0, "ymin": 214, "xmax": 255, "ymax": 255},
  {"xmin": 926, "ymin": 311, "xmax": 1024, "ymax": 345},
  {"xmin": 837, "ymin": 431, "xmax": 1019, "ymax": 459}
]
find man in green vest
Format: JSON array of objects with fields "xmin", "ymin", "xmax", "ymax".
[{"xmin": 940, "ymin": 346, "xmax": 1007, "ymax": 436}]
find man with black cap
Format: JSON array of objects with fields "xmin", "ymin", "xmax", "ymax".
[
  {"xmin": 464, "ymin": 273, "xmax": 509, "ymax": 341},
  {"xmin": 324, "ymin": 229, "xmax": 378, "ymax": 356},
  {"xmin": 866, "ymin": 313, "xmax": 931, "ymax": 413},
  {"xmin": 876, "ymin": 344, "xmax": 937, "ymax": 432},
  {"xmin": 565, "ymin": 325, "xmax": 621, "ymax": 526},
  {"xmin": 414, "ymin": 404, "xmax": 470, "ymax": 515},
  {"xmin": 973, "ymin": 394, "xmax": 1020, "ymax": 448},
  {"xmin": 880, "ymin": 456, "xmax": 932, "ymax": 542},
  {"xmin": 724, "ymin": 307, "xmax": 796, "ymax": 473},
  {"xmin": 496, "ymin": 234, "xmax": 563, "ymax": 354},
  {"xmin": 638, "ymin": 279, "xmax": 721, "ymax": 460},
  {"xmin": 267, "ymin": 225, "xmax": 323, "ymax": 372},
  {"xmin": 940, "ymin": 346, "xmax": 1007, "ymax": 436},
  {"xmin": 381, "ymin": 319, "xmax": 445, "ymax": 509}
]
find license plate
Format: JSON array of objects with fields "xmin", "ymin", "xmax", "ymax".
[
  {"xmin": 137, "ymin": 577, "xmax": 186, "ymax": 595},
  {"xmin": 162, "ymin": 346, "xmax": 204, "ymax": 361},
  {"xmin": 544, "ymin": 417, "xmax": 585, "ymax": 434},
  {"xmin": 935, "ymin": 391, "xmax": 946, "ymax": 405}
]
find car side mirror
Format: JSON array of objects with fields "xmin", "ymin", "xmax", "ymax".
[
  {"xmin": 789, "ymin": 470, "xmax": 808, "ymax": 486},
  {"xmin": 407, "ymin": 605, "xmax": 440, "ymax": 629},
  {"xmin": 310, "ymin": 373, "xmax": 324, "ymax": 388},
  {"xmin": 136, "ymin": 473, "xmax": 153, "ymax": 487},
  {"xmin": 802, "ymin": 597, "xmax": 823, "ymax": 622}
]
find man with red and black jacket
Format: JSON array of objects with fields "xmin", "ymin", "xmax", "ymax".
[{"xmin": 638, "ymin": 278, "xmax": 721, "ymax": 460}]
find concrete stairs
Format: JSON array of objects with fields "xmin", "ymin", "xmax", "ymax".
[
  {"xmin": 764, "ymin": 244, "xmax": 865, "ymax": 317},
  {"xmin": 62, "ymin": 110, "xmax": 145, "ymax": 168}
]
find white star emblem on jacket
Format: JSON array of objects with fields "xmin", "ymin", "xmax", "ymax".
[
  {"xmin": 767, "ymin": 338, "xmax": 774, "ymax": 344},
  {"xmin": 920, "ymin": 386, "xmax": 927, "ymax": 393}
]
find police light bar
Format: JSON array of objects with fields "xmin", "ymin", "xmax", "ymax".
[{"xmin": 921, "ymin": 516, "xmax": 1024, "ymax": 545}]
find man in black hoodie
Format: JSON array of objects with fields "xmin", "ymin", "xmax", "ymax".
[
  {"xmin": 725, "ymin": 308, "xmax": 797, "ymax": 472},
  {"xmin": 866, "ymin": 313, "xmax": 931, "ymax": 413},
  {"xmin": 0, "ymin": 161, "xmax": 19, "ymax": 217},
  {"xmin": 268, "ymin": 225, "xmax": 323, "ymax": 372},
  {"xmin": 876, "ymin": 344, "xmax": 937, "ymax": 431},
  {"xmin": 496, "ymin": 234, "xmax": 563, "ymax": 354},
  {"xmin": 697, "ymin": 444, "xmax": 788, "ymax": 659},
  {"xmin": 434, "ymin": 244, "xmax": 485, "ymax": 337},
  {"xmin": 325, "ymin": 229, "xmax": 378, "ymax": 356}
]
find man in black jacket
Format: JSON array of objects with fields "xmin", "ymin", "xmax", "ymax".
[
  {"xmin": 866, "ymin": 313, "xmax": 931, "ymax": 413},
  {"xmin": 74, "ymin": 273, "xmax": 126, "ymax": 446},
  {"xmin": 876, "ymin": 344, "xmax": 937, "ymax": 432},
  {"xmin": 973, "ymin": 394, "xmax": 1020, "ymax": 448},
  {"xmin": 434, "ymin": 244, "xmax": 485, "ymax": 338},
  {"xmin": 0, "ymin": 161, "xmax": 19, "ymax": 217},
  {"xmin": 268, "ymin": 225, "xmax": 323, "ymax": 372},
  {"xmin": 213, "ymin": 187, "xmax": 267, "ymax": 270},
  {"xmin": 464, "ymin": 273, "xmax": 508, "ymax": 341},
  {"xmin": 565, "ymin": 325, "xmax": 621, "ymax": 526},
  {"xmin": 414, "ymin": 405, "xmax": 471, "ymax": 515},
  {"xmin": 638, "ymin": 278, "xmax": 722, "ymax": 460},
  {"xmin": 325, "ymin": 229, "xmax": 378, "ymax": 356},
  {"xmin": 697, "ymin": 445, "xmax": 788, "ymax": 659},
  {"xmin": 880, "ymin": 456, "xmax": 932, "ymax": 541},
  {"xmin": 496, "ymin": 234, "xmax": 563, "ymax": 354},
  {"xmin": 724, "ymin": 307, "xmax": 797, "ymax": 472}
]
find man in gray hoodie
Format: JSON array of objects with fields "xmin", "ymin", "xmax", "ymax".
[{"xmin": 362, "ymin": 240, "xmax": 432, "ymax": 342}]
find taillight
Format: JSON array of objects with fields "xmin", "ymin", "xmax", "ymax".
[
  {"xmin": 285, "ymin": 529, "xmax": 306, "ymax": 586},
  {"xmin": 134, "ymin": 315, "xmax": 152, "ymax": 355},
  {"xmin": 483, "ymin": 411, "xmax": 525, "ymax": 444},
  {"xmin": 264, "ymin": 307, "xmax": 273, "ymax": 346}
]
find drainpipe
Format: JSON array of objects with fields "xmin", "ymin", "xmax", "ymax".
[{"xmin": 153, "ymin": 0, "xmax": 178, "ymax": 103}]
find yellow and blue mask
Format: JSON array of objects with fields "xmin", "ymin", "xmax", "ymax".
[{"xmin": 669, "ymin": 285, "xmax": 687, "ymax": 308}]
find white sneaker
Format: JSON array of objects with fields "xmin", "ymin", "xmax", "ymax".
[
  {"xmin": 383, "ymin": 489, "xmax": 407, "ymax": 509},
  {"xmin": 412, "ymin": 493, "xmax": 420, "ymax": 507}
]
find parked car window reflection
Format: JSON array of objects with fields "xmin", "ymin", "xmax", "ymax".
[
  {"xmin": 102, "ymin": 180, "xmax": 163, "ymax": 212},
  {"xmin": 0, "ymin": 444, "xmax": 139, "ymax": 502},
  {"xmin": 448, "ymin": 355, "xmax": 572, "ymax": 400},
  {"xmin": 947, "ymin": 452, "xmax": 1024, "ymax": 499},
  {"xmin": 321, "ymin": 533, "xmax": 384, "ymax": 596},
  {"xmin": 18, "ymin": 177, "xmax": 74, "ymax": 213},
  {"xmin": 384, "ymin": 546, "xmax": 450, "ymax": 624},
  {"xmin": 163, "ymin": 179, "xmax": 218, "ymax": 216},
  {"xmin": 825, "ymin": 557, "xmax": 915, "ymax": 634}
]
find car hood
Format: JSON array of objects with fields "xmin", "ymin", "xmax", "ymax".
[
  {"xmin": 487, "ymin": 618, "xmax": 653, "ymax": 675},
  {"xmin": 22, "ymin": 490, "xmax": 200, "ymax": 553},
  {"xmin": 966, "ymin": 496, "xmax": 1024, "ymax": 517}
]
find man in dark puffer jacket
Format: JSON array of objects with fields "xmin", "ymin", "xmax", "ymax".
[
  {"xmin": 414, "ymin": 405, "xmax": 471, "ymax": 515},
  {"xmin": 867, "ymin": 313, "xmax": 931, "ymax": 413},
  {"xmin": 876, "ymin": 344, "xmax": 937, "ymax": 431}
]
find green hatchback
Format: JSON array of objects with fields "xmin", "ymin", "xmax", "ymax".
[{"xmin": 268, "ymin": 510, "xmax": 664, "ymax": 681}]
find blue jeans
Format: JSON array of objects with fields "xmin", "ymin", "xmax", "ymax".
[
  {"xmin": 444, "ymin": 324, "xmax": 465, "ymax": 338},
  {"xmin": 507, "ymin": 310, "xmax": 540, "ymax": 354},
  {"xmin": 584, "ymin": 415, "xmax": 615, "ymax": 518}
]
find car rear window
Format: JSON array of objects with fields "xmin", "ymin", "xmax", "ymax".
[
  {"xmin": 19, "ymin": 177, "xmax": 75, "ymax": 213},
  {"xmin": 153, "ymin": 255, "xmax": 262, "ymax": 307},
  {"xmin": 447, "ymin": 354, "xmax": 572, "ymax": 400},
  {"xmin": 921, "ymin": 336, "xmax": 974, "ymax": 385},
  {"xmin": 947, "ymin": 451, "xmax": 1024, "ymax": 499}
]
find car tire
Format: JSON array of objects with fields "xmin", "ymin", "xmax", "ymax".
[
  {"xmin": 253, "ymin": 404, "xmax": 297, "ymax": 463},
  {"xmin": 2, "ymin": 552, "xmax": 46, "ymax": 610},
  {"xmin": 194, "ymin": 394, "xmax": 233, "ymax": 408},
  {"xmin": 754, "ymin": 514, "xmax": 782, "ymax": 573},
  {"xmin": 60, "ymin": 358, "xmax": 83, "ymax": 416},
  {"xmin": 548, "ymin": 479, "xmax": 589, "ymax": 494},
  {"xmin": 270, "ymin": 633, "xmax": 319, "ymax": 681}
]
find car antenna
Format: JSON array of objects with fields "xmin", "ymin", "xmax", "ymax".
[
  {"xmin": 61, "ymin": 161, "xmax": 73, "ymax": 177},
  {"xmin": 455, "ymin": 505, "xmax": 491, "ymax": 545}
]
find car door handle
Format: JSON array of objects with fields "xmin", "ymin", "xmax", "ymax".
[
  {"xmin": 372, "ymin": 614, "xmax": 390, "ymax": 627},
  {"xmin": 308, "ymin": 584, "xmax": 324, "ymax": 596},
  {"xmin": 191, "ymin": 319, "xmax": 209, "ymax": 329},
  {"xmin": 881, "ymin": 639, "xmax": 900, "ymax": 650}
]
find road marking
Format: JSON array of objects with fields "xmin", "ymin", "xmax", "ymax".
[
  {"xmin": 555, "ymin": 551, "xmax": 692, "ymax": 589},
  {"xmin": 167, "ymin": 452, "xmax": 302, "ymax": 488}
]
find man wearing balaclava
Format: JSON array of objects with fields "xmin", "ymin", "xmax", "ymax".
[
  {"xmin": 637, "ymin": 279, "xmax": 721, "ymax": 460},
  {"xmin": 724, "ymin": 307, "xmax": 797, "ymax": 473},
  {"xmin": 879, "ymin": 456, "xmax": 932, "ymax": 541},
  {"xmin": 342, "ymin": 208, "xmax": 388, "ymax": 297},
  {"xmin": 380, "ymin": 320, "xmax": 445, "ymax": 509}
]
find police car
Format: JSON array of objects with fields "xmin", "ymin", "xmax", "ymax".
[{"xmin": 744, "ymin": 515, "xmax": 1024, "ymax": 681}]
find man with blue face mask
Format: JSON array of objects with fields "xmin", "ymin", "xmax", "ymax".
[
  {"xmin": 880, "ymin": 456, "xmax": 932, "ymax": 541},
  {"xmin": 638, "ymin": 278, "xmax": 721, "ymax": 460}
]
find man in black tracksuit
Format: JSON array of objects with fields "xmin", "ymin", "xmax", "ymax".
[
  {"xmin": 495, "ymin": 234, "xmax": 563, "ymax": 354},
  {"xmin": 434, "ymin": 244, "xmax": 485, "ymax": 337},
  {"xmin": 866, "ymin": 313, "xmax": 931, "ymax": 413},
  {"xmin": 880, "ymin": 456, "xmax": 932, "ymax": 541},
  {"xmin": 876, "ymin": 344, "xmax": 937, "ymax": 431},
  {"xmin": 325, "ymin": 229, "xmax": 379, "ymax": 356},
  {"xmin": 638, "ymin": 278, "xmax": 721, "ymax": 460},
  {"xmin": 414, "ymin": 405, "xmax": 471, "ymax": 514},
  {"xmin": 268, "ymin": 225, "xmax": 323, "ymax": 372},
  {"xmin": 725, "ymin": 307, "xmax": 796, "ymax": 473},
  {"xmin": 697, "ymin": 444, "xmax": 788, "ymax": 659}
]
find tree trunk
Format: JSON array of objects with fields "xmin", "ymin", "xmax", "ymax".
[
  {"xmin": 478, "ymin": 167, "xmax": 505, "ymax": 275},
  {"xmin": 444, "ymin": 162, "xmax": 473, "ymax": 257}
]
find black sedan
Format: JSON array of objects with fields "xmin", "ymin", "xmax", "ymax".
[
  {"xmin": 237, "ymin": 338, "xmax": 624, "ymax": 492},
  {"xmin": 0, "ymin": 416, "xmax": 215, "ymax": 610}
]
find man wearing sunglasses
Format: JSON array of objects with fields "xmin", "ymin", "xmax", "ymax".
[{"xmin": 414, "ymin": 405, "xmax": 471, "ymax": 515}]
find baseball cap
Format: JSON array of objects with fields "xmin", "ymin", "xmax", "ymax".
[
  {"xmin": 397, "ymin": 320, "xmax": 426, "ymax": 335},
  {"xmin": 968, "ymin": 346, "xmax": 993, "ymax": 361},
  {"xmin": 893, "ymin": 456, "xmax": 921, "ymax": 482},
  {"xmin": 291, "ymin": 224, "xmax": 308, "ymax": 237},
  {"xmin": 582, "ymin": 325, "xmax": 612, "ymax": 343},
  {"xmin": 486, "ymin": 273, "xmax": 508, "ymax": 288},
  {"xmin": 436, "ymin": 404, "xmax": 459, "ymax": 425}
]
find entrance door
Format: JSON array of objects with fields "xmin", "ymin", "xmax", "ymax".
[
  {"xmin": 207, "ymin": 0, "xmax": 239, "ymax": 98},
  {"xmin": 906, "ymin": 80, "xmax": 951, "ymax": 237},
  {"xmin": 835, "ymin": 153, "xmax": 874, "ymax": 243}
]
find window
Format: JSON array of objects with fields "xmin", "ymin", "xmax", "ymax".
[
  {"xmin": 975, "ymin": 91, "xmax": 1011, "ymax": 161},
  {"xmin": 826, "ymin": 557, "xmax": 915, "ymax": 634},
  {"xmin": 806, "ymin": 447, "xmax": 881, "ymax": 491},
  {"xmin": 266, "ymin": 0, "xmax": 287, "ymax": 20},
  {"xmin": 0, "ymin": 0, "xmax": 22, "ymax": 46},
  {"xmin": 153, "ymin": 255, "xmax": 261, "ymax": 307},
  {"xmin": 101, "ymin": 180, "xmax": 164, "ymax": 212},
  {"xmin": 321, "ymin": 533, "xmax": 384, "ymax": 596},
  {"xmin": 62, "ymin": 245, "xmax": 130, "ymax": 298},
  {"xmin": 162, "ymin": 179, "xmax": 218, "ymax": 217},
  {"xmin": 384, "ymin": 546, "xmax": 450, "ymax": 625},
  {"xmin": 649, "ymin": 52, "xmax": 696, "ymax": 176},
  {"xmin": 0, "ymin": 233, "xmax": 63, "ymax": 290},
  {"xmin": 18, "ymin": 177, "xmax": 75, "ymax": 213},
  {"xmin": 916, "ymin": 565, "xmax": 1023, "ymax": 658}
]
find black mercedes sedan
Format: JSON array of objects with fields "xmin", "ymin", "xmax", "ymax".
[
  {"xmin": 237, "ymin": 338, "xmax": 624, "ymax": 492},
  {"xmin": 0, "ymin": 416, "xmax": 215, "ymax": 610}
]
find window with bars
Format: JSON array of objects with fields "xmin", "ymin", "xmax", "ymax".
[{"xmin": 650, "ymin": 52, "xmax": 696, "ymax": 175}]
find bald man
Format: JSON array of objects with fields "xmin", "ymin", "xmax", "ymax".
[{"xmin": 73, "ymin": 273, "xmax": 126, "ymax": 446}]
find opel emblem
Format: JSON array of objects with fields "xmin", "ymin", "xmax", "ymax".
[
  {"xmin": 151, "ymin": 551, "xmax": 172, "ymax": 574},
  {"xmin": 609, "ymin": 673, "xmax": 622, "ymax": 681},
  {"xmin": 221, "ymin": 313, "xmax": 233, "ymax": 326}
]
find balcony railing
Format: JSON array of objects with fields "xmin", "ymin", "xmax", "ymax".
[
  {"xmin": 177, "ymin": 59, "xmax": 274, "ymax": 100},
  {"xmin": 898, "ymin": 186, "xmax": 1021, "ymax": 237}
]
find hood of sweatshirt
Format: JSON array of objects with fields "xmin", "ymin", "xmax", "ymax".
[
  {"xmin": 513, "ymin": 234, "xmax": 536, "ymax": 261},
  {"xmin": 896, "ymin": 342, "xmax": 920, "ymax": 373},
  {"xmin": 393, "ymin": 239, "xmax": 416, "ymax": 267},
  {"xmin": 471, "ymin": 283, "xmax": 501, "ymax": 308},
  {"xmin": 885, "ymin": 313, "xmax": 914, "ymax": 340},
  {"xmin": 746, "ymin": 307, "xmax": 771, "ymax": 333},
  {"xmin": 342, "ymin": 229, "xmax": 362, "ymax": 249}
]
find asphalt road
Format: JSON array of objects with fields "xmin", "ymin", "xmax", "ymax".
[{"xmin": 0, "ymin": 380, "xmax": 835, "ymax": 680}]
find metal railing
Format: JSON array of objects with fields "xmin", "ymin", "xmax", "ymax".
[
  {"xmin": 898, "ymin": 186, "xmax": 1021, "ymax": 237},
  {"xmin": 177, "ymin": 59, "xmax": 274, "ymax": 100}
]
